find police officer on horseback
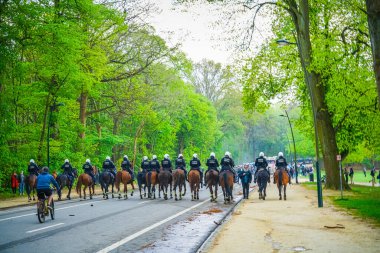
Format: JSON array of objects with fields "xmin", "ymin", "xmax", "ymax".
[
  {"xmin": 220, "ymin": 152, "xmax": 237, "ymax": 182},
  {"xmin": 275, "ymin": 152, "xmax": 291, "ymax": 184},
  {"xmin": 205, "ymin": 152, "xmax": 219, "ymax": 183},
  {"xmin": 149, "ymin": 155, "xmax": 160, "ymax": 173},
  {"xmin": 161, "ymin": 154, "xmax": 172, "ymax": 173},
  {"xmin": 61, "ymin": 159, "xmax": 74, "ymax": 185},
  {"xmin": 28, "ymin": 159, "xmax": 39, "ymax": 176},
  {"xmin": 254, "ymin": 152, "xmax": 270, "ymax": 183},
  {"xmin": 175, "ymin": 154, "xmax": 187, "ymax": 181},
  {"xmin": 103, "ymin": 156, "xmax": 116, "ymax": 181},
  {"xmin": 83, "ymin": 159, "xmax": 96, "ymax": 185},
  {"xmin": 189, "ymin": 154, "xmax": 203, "ymax": 186},
  {"xmin": 141, "ymin": 156, "xmax": 150, "ymax": 172},
  {"xmin": 121, "ymin": 155, "xmax": 134, "ymax": 180}
]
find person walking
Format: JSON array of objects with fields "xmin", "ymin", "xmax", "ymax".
[
  {"xmin": 10, "ymin": 172, "xmax": 19, "ymax": 195},
  {"xmin": 363, "ymin": 167, "xmax": 367, "ymax": 177},
  {"xmin": 18, "ymin": 171, "xmax": 25, "ymax": 196},
  {"xmin": 344, "ymin": 168, "xmax": 349, "ymax": 184},
  {"xmin": 349, "ymin": 167, "xmax": 354, "ymax": 185},
  {"xmin": 370, "ymin": 167, "xmax": 376, "ymax": 187}
]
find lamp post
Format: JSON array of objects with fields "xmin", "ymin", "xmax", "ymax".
[
  {"xmin": 280, "ymin": 110, "xmax": 298, "ymax": 184},
  {"xmin": 276, "ymin": 38, "xmax": 323, "ymax": 207},
  {"xmin": 47, "ymin": 101, "xmax": 64, "ymax": 168}
]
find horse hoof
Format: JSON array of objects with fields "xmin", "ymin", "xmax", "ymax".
[
  {"xmin": 90, "ymin": 196, "xmax": 93, "ymax": 199},
  {"xmin": 112, "ymin": 195, "xmax": 114, "ymax": 198},
  {"xmin": 279, "ymin": 197, "xmax": 282, "ymax": 200},
  {"xmin": 118, "ymin": 196, "xmax": 121, "ymax": 199},
  {"xmin": 175, "ymin": 198, "xmax": 178, "ymax": 201},
  {"xmin": 68, "ymin": 197, "xmax": 71, "ymax": 200},
  {"xmin": 131, "ymin": 192, "xmax": 134, "ymax": 196}
]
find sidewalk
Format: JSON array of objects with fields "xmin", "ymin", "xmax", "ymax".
[{"xmin": 203, "ymin": 183, "xmax": 380, "ymax": 253}]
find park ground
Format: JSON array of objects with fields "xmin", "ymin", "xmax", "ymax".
[{"xmin": 204, "ymin": 181, "xmax": 380, "ymax": 253}]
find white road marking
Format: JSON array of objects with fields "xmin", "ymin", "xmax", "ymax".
[
  {"xmin": 137, "ymin": 201, "xmax": 149, "ymax": 205},
  {"xmin": 96, "ymin": 198, "xmax": 211, "ymax": 253},
  {"xmin": 26, "ymin": 223, "xmax": 64, "ymax": 233},
  {"xmin": 0, "ymin": 201, "xmax": 97, "ymax": 222}
]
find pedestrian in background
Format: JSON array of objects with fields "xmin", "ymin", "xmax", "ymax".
[
  {"xmin": 10, "ymin": 171, "xmax": 19, "ymax": 195},
  {"xmin": 238, "ymin": 164, "xmax": 252, "ymax": 199},
  {"xmin": 18, "ymin": 171, "xmax": 25, "ymax": 196},
  {"xmin": 349, "ymin": 167, "xmax": 354, "ymax": 185},
  {"xmin": 370, "ymin": 167, "xmax": 376, "ymax": 187},
  {"xmin": 344, "ymin": 167, "xmax": 349, "ymax": 184},
  {"xmin": 363, "ymin": 167, "xmax": 367, "ymax": 177}
]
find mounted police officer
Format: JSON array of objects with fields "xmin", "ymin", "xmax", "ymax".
[
  {"xmin": 254, "ymin": 152, "xmax": 270, "ymax": 183},
  {"xmin": 205, "ymin": 152, "xmax": 219, "ymax": 183},
  {"xmin": 175, "ymin": 154, "xmax": 187, "ymax": 181},
  {"xmin": 161, "ymin": 154, "xmax": 172, "ymax": 173},
  {"xmin": 149, "ymin": 155, "xmax": 160, "ymax": 173},
  {"xmin": 121, "ymin": 155, "xmax": 134, "ymax": 180},
  {"xmin": 275, "ymin": 152, "xmax": 291, "ymax": 184},
  {"xmin": 189, "ymin": 153, "xmax": 203, "ymax": 185},
  {"xmin": 83, "ymin": 159, "xmax": 96, "ymax": 185},
  {"xmin": 141, "ymin": 156, "xmax": 150, "ymax": 172},
  {"xmin": 61, "ymin": 159, "xmax": 74, "ymax": 185},
  {"xmin": 103, "ymin": 156, "xmax": 116, "ymax": 181},
  {"xmin": 28, "ymin": 159, "xmax": 39, "ymax": 176},
  {"xmin": 220, "ymin": 151, "xmax": 237, "ymax": 182}
]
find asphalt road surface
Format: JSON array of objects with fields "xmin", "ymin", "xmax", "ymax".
[{"xmin": 0, "ymin": 184, "xmax": 244, "ymax": 253}]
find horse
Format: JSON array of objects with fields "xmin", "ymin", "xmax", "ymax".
[
  {"xmin": 137, "ymin": 170, "xmax": 148, "ymax": 199},
  {"xmin": 219, "ymin": 170, "xmax": 234, "ymax": 204},
  {"xmin": 158, "ymin": 170, "xmax": 172, "ymax": 200},
  {"xmin": 205, "ymin": 169, "xmax": 219, "ymax": 202},
  {"xmin": 115, "ymin": 170, "xmax": 134, "ymax": 199},
  {"xmin": 274, "ymin": 168, "xmax": 289, "ymax": 200},
  {"xmin": 76, "ymin": 173, "xmax": 95, "ymax": 200},
  {"xmin": 99, "ymin": 170, "xmax": 115, "ymax": 199},
  {"xmin": 146, "ymin": 170, "xmax": 158, "ymax": 199},
  {"xmin": 188, "ymin": 169, "xmax": 200, "ymax": 201},
  {"xmin": 56, "ymin": 169, "xmax": 78, "ymax": 200},
  {"xmin": 172, "ymin": 169, "xmax": 186, "ymax": 201},
  {"xmin": 256, "ymin": 168, "xmax": 269, "ymax": 200},
  {"xmin": 25, "ymin": 174, "xmax": 37, "ymax": 201}
]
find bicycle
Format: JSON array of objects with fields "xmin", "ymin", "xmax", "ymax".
[{"xmin": 37, "ymin": 193, "xmax": 55, "ymax": 223}]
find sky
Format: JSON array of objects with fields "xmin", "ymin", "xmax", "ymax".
[{"xmin": 146, "ymin": 0, "xmax": 274, "ymax": 65}]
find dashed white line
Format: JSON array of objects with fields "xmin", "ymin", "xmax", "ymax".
[
  {"xmin": 137, "ymin": 201, "xmax": 149, "ymax": 205},
  {"xmin": 26, "ymin": 223, "xmax": 64, "ymax": 233}
]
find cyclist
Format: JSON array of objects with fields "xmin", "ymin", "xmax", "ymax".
[{"xmin": 36, "ymin": 167, "xmax": 61, "ymax": 209}]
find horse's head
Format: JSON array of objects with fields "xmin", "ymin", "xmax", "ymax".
[{"xmin": 73, "ymin": 168, "xmax": 78, "ymax": 178}]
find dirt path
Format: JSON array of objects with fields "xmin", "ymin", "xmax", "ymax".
[{"xmin": 205, "ymin": 183, "xmax": 380, "ymax": 253}]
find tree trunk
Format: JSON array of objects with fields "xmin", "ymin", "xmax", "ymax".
[
  {"xmin": 79, "ymin": 91, "xmax": 88, "ymax": 139},
  {"xmin": 37, "ymin": 94, "xmax": 50, "ymax": 162},
  {"xmin": 366, "ymin": 0, "xmax": 380, "ymax": 108},
  {"xmin": 289, "ymin": 0, "xmax": 342, "ymax": 189},
  {"xmin": 132, "ymin": 121, "xmax": 145, "ymax": 170},
  {"xmin": 112, "ymin": 117, "xmax": 119, "ymax": 162}
]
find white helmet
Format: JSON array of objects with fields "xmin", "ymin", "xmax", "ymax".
[
  {"xmin": 86, "ymin": 159, "xmax": 91, "ymax": 163},
  {"xmin": 30, "ymin": 159, "xmax": 35, "ymax": 163},
  {"xmin": 278, "ymin": 152, "xmax": 284, "ymax": 157},
  {"xmin": 143, "ymin": 156, "xmax": 148, "ymax": 161},
  {"xmin": 178, "ymin": 154, "xmax": 183, "ymax": 158},
  {"xmin": 193, "ymin": 153, "xmax": 198, "ymax": 158},
  {"xmin": 152, "ymin": 155, "xmax": 157, "ymax": 159},
  {"xmin": 164, "ymin": 154, "xmax": 169, "ymax": 159},
  {"xmin": 106, "ymin": 156, "xmax": 111, "ymax": 160},
  {"xmin": 259, "ymin": 152, "xmax": 264, "ymax": 157},
  {"xmin": 65, "ymin": 159, "xmax": 69, "ymax": 163},
  {"xmin": 225, "ymin": 151, "xmax": 231, "ymax": 157},
  {"xmin": 210, "ymin": 152, "xmax": 215, "ymax": 158},
  {"xmin": 124, "ymin": 155, "xmax": 128, "ymax": 159}
]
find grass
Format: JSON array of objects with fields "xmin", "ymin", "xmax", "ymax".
[
  {"xmin": 301, "ymin": 182, "xmax": 380, "ymax": 225},
  {"xmin": 298, "ymin": 170, "xmax": 377, "ymax": 184}
]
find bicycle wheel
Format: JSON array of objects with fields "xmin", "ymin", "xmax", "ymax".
[
  {"xmin": 50, "ymin": 199, "xmax": 55, "ymax": 220},
  {"xmin": 37, "ymin": 201, "xmax": 45, "ymax": 223}
]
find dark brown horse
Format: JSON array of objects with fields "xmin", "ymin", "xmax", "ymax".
[
  {"xmin": 205, "ymin": 169, "xmax": 219, "ymax": 202},
  {"xmin": 274, "ymin": 168, "xmax": 289, "ymax": 200},
  {"xmin": 172, "ymin": 169, "xmax": 186, "ymax": 201},
  {"xmin": 99, "ymin": 170, "xmax": 115, "ymax": 199},
  {"xmin": 146, "ymin": 171, "xmax": 158, "ymax": 199},
  {"xmin": 115, "ymin": 170, "xmax": 134, "ymax": 199},
  {"xmin": 219, "ymin": 170, "xmax": 234, "ymax": 204},
  {"xmin": 158, "ymin": 170, "xmax": 172, "ymax": 200},
  {"xmin": 25, "ymin": 174, "xmax": 37, "ymax": 201},
  {"xmin": 56, "ymin": 169, "xmax": 78, "ymax": 200},
  {"xmin": 76, "ymin": 173, "xmax": 95, "ymax": 200},
  {"xmin": 188, "ymin": 170, "xmax": 200, "ymax": 201}
]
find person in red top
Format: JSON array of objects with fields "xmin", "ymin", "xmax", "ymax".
[{"xmin": 11, "ymin": 171, "xmax": 19, "ymax": 194}]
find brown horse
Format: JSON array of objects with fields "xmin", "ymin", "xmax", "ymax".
[
  {"xmin": 146, "ymin": 171, "xmax": 158, "ymax": 199},
  {"xmin": 115, "ymin": 170, "xmax": 134, "ymax": 199},
  {"xmin": 274, "ymin": 168, "xmax": 289, "ymax": 200},
  {"xmin": 205, "ymin": 169, "xmax": 219, "ymax": 202},
  {"xmin": 76, "ymin": 173, "xmax": 95, "ymax": 200},
  {"xmin": 219, "ymin": 170, "xmax": 234, "ymax": 204},
  {"xmin": 158, "ymin": 170, "xmax": 172, "ymax": 200},
  {"xmin": 25, "ymin": 174, "xmax": 37, "ymax": 201},
  {"xmin": 188, "ymin": 170, "xmax": 200, "ymax": 201},
  {"xmin": 172, "ymin": 169, "xmax": 186, "ymax": 201}
]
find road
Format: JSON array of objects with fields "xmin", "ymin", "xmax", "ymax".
[{"xmin": 0, "ymin": 184, "xmax": 244, "ymax": 253}]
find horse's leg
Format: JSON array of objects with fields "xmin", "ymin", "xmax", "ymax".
[
  {"xmin": 130, "ymin": 182, "xmax": 134, "ymax": 196},
  {"xmin": 124, "ymin": 183, "xmax": 128, "ymax": 199},
  {"xmin": 84, "ymin": 186, "xmax": 87, "ymax": 200},
  {"xmin": 174, "ymin": 184, "xmax": 178, "ymax": 201},
  {"xmin": 284, "ymin": 185, "xmax": 287, "ymax": 201},
  {"xmin": 32, "ymin": 187, "xmax": 35, "ymax": 201},
  {"xmin": 111, "ymin": 182, "xmax": 114, "ymax": 198},
  {"xmin": 90, "ymin": 185, "xmax": 93, "ymax": 199},
  {"xmin": 67, "ymin": 184, "xmax": 72, "ymax": 200},
  {"xmin": 209, "ymin": 185, "xmax": 213, "ymax": 202},
  {"xmin": 170, "ymin": 182, "xmax": 173, "ymax": 199},
  {"xmin": 139, "ymin": 184, "xmax": 143, "ymax": 199},
  {"xmin": 279, "ymin": 185, "xmax": 282, "ymax": 200}
]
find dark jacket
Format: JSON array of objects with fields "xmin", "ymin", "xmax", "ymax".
[
  {"xmin": 161, "ymin": 158, "xmax": 172, "ymax": 170},
  {"xmin": 121, "ymin": 158, "xmax": 131, "ymax": 170},
  {"xmin": 141, "ymin": 160, "xmax": 150, "ymax": 171},
  {"xmin": 175, "ymin": 158, "xmax": 186, "ymax": 169},
  {"xmin": 190, "ymin": 158, "xmax": 201, "ymax": 169},
  {"xmin": 83, "ymin": 162, "xmax": 92, "ymax": 173},
  {"xmin": 149, "ymin": 159, "xmax": 160, "ymax": 172},
  {"xmin": 238, "ymin": 170, "xmax": 252, "ymax": 184},
  {"xmin": 61, "ymin": 162, "xmax": 73, "ymax": 173},
  {"xmin": 275, "ymin": 156, "xmax": 287, "ymax": 168},
  {"xmin": 206, "ymin": 157, "xmax": 219, "ymax": 169},
  {"xmin": 28, "ymin": 162, "xmax": 39, "ymax": 174},
  {"xmin": 221, "ymin": 156, "xmax": 235, "ymax": 170},
  {"xmin": 36, "ymin": 172, "xmax": 60, "ymax": 190},
  {"xmin": 103, "ymin": 159, "xmax": 116, "ymax": 171},
  {"xmin": 255, "ymin": 157, "xmax": 268, "ymax": 169}
]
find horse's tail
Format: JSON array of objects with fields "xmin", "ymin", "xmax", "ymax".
[
  {"xmin": 148, "ymin": 172, "xmax": 152, "ymax": 186},
  {"xmin": 76, "ymin": 175, "xmax": 82, "ymax": 194},
  {"xmin": 25, "ymin": 176, "xmax": 31, "ymax": 195},
  {"xmin": 223, "ymin": 172, "xmax": 231, "ymax": 197},
  {"xmin": 278, "ymin": 169, "xmax": 283, "ymax": 187}
]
